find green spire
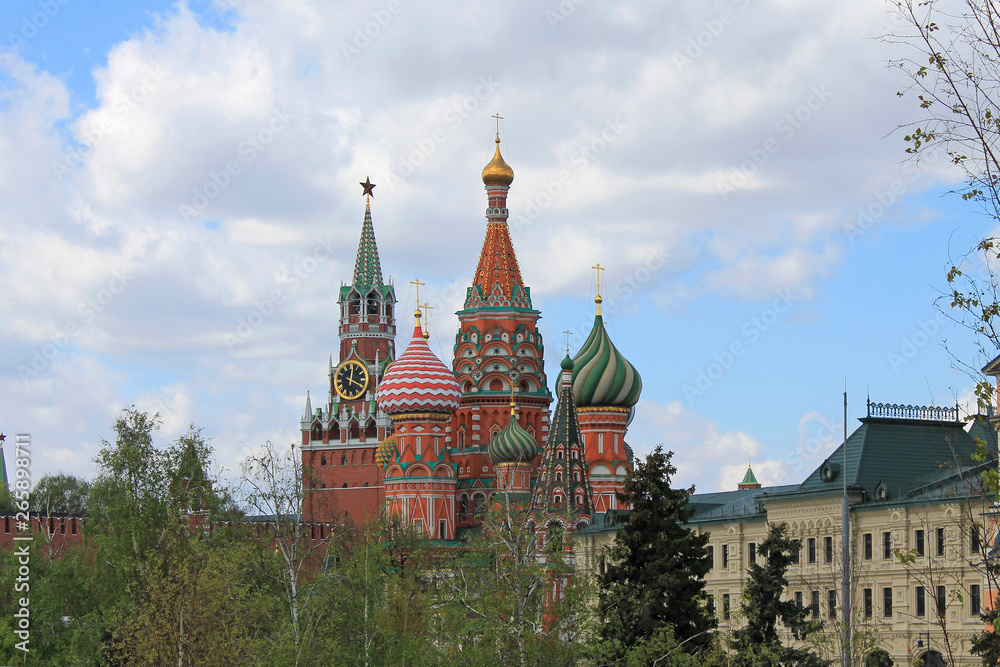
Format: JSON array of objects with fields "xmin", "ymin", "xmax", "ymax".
[
  {"xmin": 0, "ymin": 435, "xmax": 8, "ymax": 489},
  {"xmin": 352, "ymin": 199, "xmax": 384, "ymax": 289},
  {"xmin": 741, "ymin": 466, "xmax": 758, "ymax": 486}
]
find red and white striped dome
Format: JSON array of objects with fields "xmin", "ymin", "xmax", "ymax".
[{"xmin": 376, "ymin": 324, "xmax": 461, "ymax": 415}]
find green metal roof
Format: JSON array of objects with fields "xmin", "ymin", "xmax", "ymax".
[{"xmin": 739, "ymin": 465, "xmax": 758, "ymax": 486}]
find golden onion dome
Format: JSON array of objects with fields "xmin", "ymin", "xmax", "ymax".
[{"xmin": 482, "ymin": 137, "xmax": 514, "ymax": 187}]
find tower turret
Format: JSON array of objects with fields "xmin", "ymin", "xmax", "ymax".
[
  {"xmin": 451, "ymin": 125, "xmax": 551, "ymax": 528},
  {"xmin": 377, "ymin": 308, "xmax": 461, "ymax": 539},
  {"xmin": 571, "ymin": 268, "xmax": 642, "ymax": 514}
]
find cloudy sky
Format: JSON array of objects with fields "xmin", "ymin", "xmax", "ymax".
[{"xmin": 0, "ymin": 0, "xmax": 987, "ymax": 494}]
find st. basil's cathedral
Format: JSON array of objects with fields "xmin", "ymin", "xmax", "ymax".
[{"xmin": 298, "ymin": 130, "xmax": 643, "ymax": 539}]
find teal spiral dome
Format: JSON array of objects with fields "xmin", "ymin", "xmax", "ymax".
[
  {"xmin": 571, "ymin": 310, "xmax": 642, "ymax": 407},
  {"xmin": 489, "ymin": 413, "xmax": 539, "ymax": 464}
]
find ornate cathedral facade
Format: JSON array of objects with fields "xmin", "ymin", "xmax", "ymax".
[{"xmin": 299, "ymin": 133, "xmax": 642, "ymax": 537}]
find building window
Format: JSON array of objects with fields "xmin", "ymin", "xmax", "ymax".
[
  {"xmin": 972, "ymin": 526, "xmax": 982, "ymax": 555},
  {"xmin": 598, "ymin": 433, "xmax": 604, "ymax": 454},
  {"xmin": 883, "ymin": 587, "xmax": 893, "ymax": 618},
  {"xmin": 863, "ymin": 533, "xmax": 873, "ymax": 560},
  {"xmin": 863, "ymin": 588, "xmax": 873, "ymax": 619},
  {"xmin": 341, "ymin": 453, "xmax": 347, "ymax": 466},
  {"xmin": 321, "ymin": 453, "xmax": 327, "ymax": 466},
  {"xmin": 707, "ymin": 546, "xmax": 714, "ymax": 570},
  {"xmin": 795, "ymin": 591, "xmax": 803, "ymax": 608},
  {"xmin": 936, "ymin": 527, "xmax": 945, "ymax": 556},
  {"xmin": 824, "ymin": 536, "xmax": 833, "ymax": 563},
  {"xmin": 936, "ymin": 585, "xmax": 946, "ymax": 616},
  {"xmin": 723, "ymin": 594, "xmax": 731, "ymax": 621},
  {"xmin": 916, "ymin": 529, "xmax": 925, "ymax": 556},
  {"xmin": 748, "ymin": 542, "xmax": 756, "ymax": 564},
  {"xmin": 722, "ymin": 544, "xmax": 729, "ymax": 568},
  {"xmin": 972, "ymin": 584, "xmax": 981, "ymax": 616},
  {"xmin": 828, "ymin": 589, "xmax": 837, "ymax": 619},
  {"xmin": 811, "ymin": 591, "xmax": 820, "ymax": 619},
  {"xmin": 883, "ymin": 531, "xmax": 892, "ymax": 559},
  {"xmin": 916, "ymin": 586, "xmax": 926, "ymax": 616},
  {"xmin": 439, "ymin": 519, "xmax": 446, "ymax": 538},
  {"xmin": 707, "ymin": 594, "xmax": 715, "ymax": 614},
  {"xmin": 554, "ymin": 494, "xmax": 562, "ymax": 505},
  {"xmin": 416, "ymin": 436, "xmax": 421, "ymax": 456},
  {"xmin": 808, "ymin": 538, "xmax": 816, "ymax": 564},
  {"xmin": 791, "ymin": 544, "xmax": 800, "ymax": 565}
]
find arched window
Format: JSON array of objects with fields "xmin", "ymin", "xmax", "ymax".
[
  {"xmin": 311, "ymin": 424, "xmax": 322, "ymax": 441},
  {"xmin": 365, "ymin": 420, "xmax": 377, "ymax": 440},
  {"xmin": 342, "ymin": 483, "xmax": 347, "ymax": 488},
  {"xmin": 364, "ymin": 482, "xmax": 369, "ymax": 487},
  {"xmin": 321, "ymin": 454, "xmax": 327, "ymax": 466},
  {"xmin": 576, "ymin": 495, "xmax": 583, "ymax": 505},
  {"xmin": 556, "ymin": 472, "xmax": 563, "ymax": 482},
  {"xmin": 557, "ymin": 449, "xmax": 564, "ymax": 459},
  {"xmin": 341, "ymin": 453, "xmax": 347, "ymax": 466},
  {"xmin": 459, "ymin": 430, "xmax": 466, "ymax": 448},
  {"xmin": 554, "ymin": 494, "xmax": 562, "ymax": 504},
  {"xmin": 572, "ymin": 449, "xmax": 578, "ymax": 460},
  {"xmin": 574, "ymin": 471, "xmax": 580, "ymax": 482}
]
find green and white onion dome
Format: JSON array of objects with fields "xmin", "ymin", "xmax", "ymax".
[
  {"xmin": 488, "ymin": 413, "xmax": 539, "ymax": 465},
  {"xmin": 571, "ymin": 308, "xmax": 642, "ymax": 407}
]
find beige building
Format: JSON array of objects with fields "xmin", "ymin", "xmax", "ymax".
[{"xmin": 577, "ymin": 402, "xmax": 998, "ymax": 666}]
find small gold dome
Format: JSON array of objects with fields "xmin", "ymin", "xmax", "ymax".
[{"xmin": 482, "ymin": 137, "xmax": 514, "ymax": 187}]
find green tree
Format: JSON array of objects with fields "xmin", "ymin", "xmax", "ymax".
[
  {"xmin": 731, "ymin": 522, "xmax": 827, "ymax": 667},
  {"xmin": 238, "ymin": 440, "xmax": 335, "ymax": 662},
  {"xmin": 30, "ymin": 473, "xmax": 89, "ymax": 516},
  {"xmin": 437, "ymin": 493, "xmax": 590, "ymax": 667},
  {"xmin": 598, "ymin": 446, "xmax": 715, "ymax": 661}
]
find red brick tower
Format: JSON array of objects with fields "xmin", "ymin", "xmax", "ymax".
[
  {"xmin": 450, "ymin": 133, "xmax": 551, "ymax": 528},
  {"xmin": 301, "ymin": 178, "xmax": 396, "ymax": 522}
]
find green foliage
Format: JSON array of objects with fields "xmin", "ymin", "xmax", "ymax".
[
  {"xmin": 970, "ymin": 608, "xmax": 1000, "ymax": 665},
  {"xmin": 599, "ymin": 446, "xmax": 715, "ymax": 661},
  {"xmin": 731, "ymin": 522, "xmax": 828, "ymax": 667},
  {"xmin": 30, "ymin": 472, "xmax": 90, "ymax": 516}
]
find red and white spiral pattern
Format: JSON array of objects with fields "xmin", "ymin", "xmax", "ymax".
[{"xmin": 376, "ymin": 326, "xmax": 461, "ymax": 414}]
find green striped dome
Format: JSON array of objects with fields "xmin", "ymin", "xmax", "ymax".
[
  {"xmin": 488, "ymin": 414, "xmax": 539, "ymax": 464},
  {"xmin": 571, "ymin": 313, "xmax": 642, "ymax": 407}
]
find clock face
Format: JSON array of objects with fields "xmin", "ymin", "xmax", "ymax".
[{"xmin": 334, "ymin": 360, "xmax": 369, "ymax": 401}]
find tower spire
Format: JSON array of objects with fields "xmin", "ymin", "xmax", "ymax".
[{"xmin": 353, "ymin": 178, "xmax": 384, "ymax": 289}]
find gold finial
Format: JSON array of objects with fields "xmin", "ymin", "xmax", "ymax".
[
  {"xmin": 482, "ymin": 115, "xmax": 514, "ymax": 187},
  {"xmin": 492, "ymin": 112, "xmax": 503, "ymax": 139},
  {"xmin": 419, "ymin": 301, "xmax": 434, "ymax": 339},
  {"xmin": 592, "ymin": 263, "xmax": 605, "ymax": 316},
  {"xmin": 409, "ymin": 279, "xmax": 425, "ymax": 324},
  {"xmin": 509, "ymin": 382, "xmax": 517, "ymax": 416},
  {"xmin": 563, "ymin": 329, "xmax": 573, "ymax": 354}
]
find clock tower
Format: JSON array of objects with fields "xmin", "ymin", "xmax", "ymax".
[{"xmin": 301, "ymin": 178, "xmax": 397, "ymax": 522}]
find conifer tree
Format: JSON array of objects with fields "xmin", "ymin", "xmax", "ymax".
[
  {"xmin": 598, "ymin": 447, "xmax": 714, "ymax": 658},
  {"xmin": 731, "ymin": 522, "xmax": 827, "ymax": 667}
]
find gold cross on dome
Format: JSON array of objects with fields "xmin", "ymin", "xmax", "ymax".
[
  {"xmin": 491, "ymin": 112, "xmax": 503, "ymax": 138},
  {"xmin": 563, "ymin": 330, "xmax": 573, "ymax": 354},
  {"xmin": 409, "ymin": 278, "xmax": 425, "ymax": 304},
  {"xmin": 592, "ymin": 263, "xmax": 605, "ymax": 299}
]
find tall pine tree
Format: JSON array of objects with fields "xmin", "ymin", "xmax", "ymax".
[
  {"xmin": 731, "ymin": 522, "xmax": 827, "ymax": 666},
  {"xmin": 599, "ymin": 447, "xmax": 715, "ymax": 658}
]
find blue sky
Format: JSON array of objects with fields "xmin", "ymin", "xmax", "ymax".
[{"xmin": 0, "ymin": 0, "xmax": 991, "ymax": 493}]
